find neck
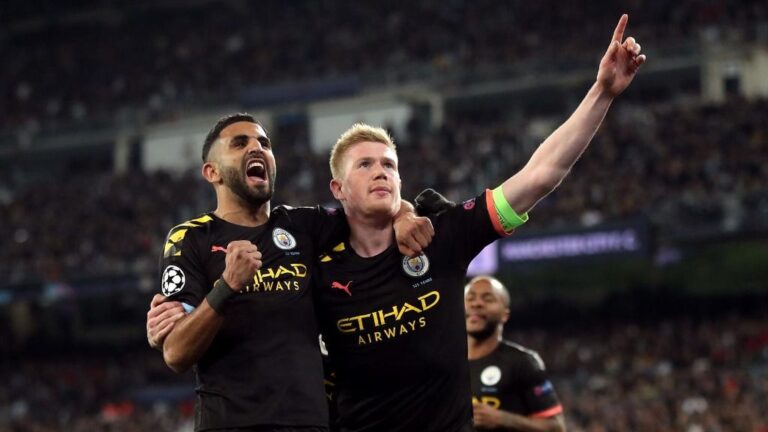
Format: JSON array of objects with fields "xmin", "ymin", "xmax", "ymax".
[
  {"xmin": 467, "ymin": 329, "xmax": 502, "ymax": 360},
  {"xmin": 346, "ymin": 211, "xmax": 394, "ymax": 257},
  {"xmin": 214, "ymin": 193, "xmax": 270, "ymax": 227}
]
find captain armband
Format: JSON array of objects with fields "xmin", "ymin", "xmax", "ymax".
[{"xmin": 492, "ymin": 186, "xmax": 529, "ymax": 232}]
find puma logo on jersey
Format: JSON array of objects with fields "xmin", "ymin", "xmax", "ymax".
[
  {"xmin": 211, "ymin": 245, "xmax": 227, "ymax": 254},
  {"xmin": 331, "ymin": 281, "xmax": 352, "ymax": 296}
]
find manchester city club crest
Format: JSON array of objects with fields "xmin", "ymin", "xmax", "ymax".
[
  {"xmin": 481, "ymin": 365, "xmax": 502, "ymax": 386},
  {"xmin": 402, "ymin": 254, "xmax": 430, "ymax": 277},
  {"xmin": 272, "ymin": 228, "xmax": 297, "ymax": 250}
]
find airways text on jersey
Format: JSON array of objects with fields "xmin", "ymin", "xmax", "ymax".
[
  {"xmin": 239, "ymin": 262, "xmax": 308, "ymax": 293},
  {"xmin": 336, "ymin": 290, "xmax": 440, "ymax": 346}
]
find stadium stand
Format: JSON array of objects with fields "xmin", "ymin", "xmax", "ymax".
[
  {"xmin": 1, "ymin": 97, "xmax": 766, "ymax": 284},
  {"xmin": 2, "ymin": 1, "xmax": 767, "ymax": 431}
]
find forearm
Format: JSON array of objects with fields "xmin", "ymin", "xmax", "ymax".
[
  {"xmin": 163, "ymin": 300, "xmax": 224, "ymax": 373},
  {"xmin": 502, "ymin": 82, "xmax": 614, "ymax": 213},
  {"xmin": 498, "ymin": 412, "xmax": 565, "ymax": 432},
  {"xmin": 528, "ymin": 82, "xmax": 613, "ymax": 181}
]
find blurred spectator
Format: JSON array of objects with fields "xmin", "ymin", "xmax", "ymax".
[
  {"xmin": 2, "ymin": 0, "xmax": 767, "ymax": 132},
  {"xmin": 1, "ymin": 96, "xmax": 767, "ymax": 284},
  {"xmin": 1, "ymin": 315, "xmax": 765, "ymax": 431}
]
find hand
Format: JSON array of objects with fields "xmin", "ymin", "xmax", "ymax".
[
  {"xmin": 147, "ymin": 294, "xmax": 185, "ymax": 349},
  {"xmin": 472, "ymin": 401, "xmax": 505, "ymax": 429},
  {"xmin": 394, "ymin": 213, "xmax": 435, "ymax": 257},
  {"xmin": 414, "ymin": 188, "xmax": 456, "ymax": 215},
  {"xmin": 221, "ymin": 240, "xmax": 262, "ymax": 290},
  {"xmin": 596, "ymin": 14, "xmax": 647, "ymax": 98}
]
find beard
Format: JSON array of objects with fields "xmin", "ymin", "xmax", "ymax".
[
  {"xmin": 467, "ymin": 319, "xmax": 499, "ymax": 342},
  {"xmin": 220, "ymin": 164, "xmax": 275, "ymax": 208}
]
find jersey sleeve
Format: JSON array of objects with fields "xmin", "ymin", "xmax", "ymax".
[
  {"xmin": 518, "ymin": 352, "xmax": 563, "ymax": 418},
  {"xmin": 159, "ymin": 224, "xmax": 211, "ymax": 308},
  {"xmin": 431, "ymin": 189, "xmax": 515, "ymax": 267},
  {"xmin": 280, "ymin": 206, "xmax": 349, "ymax": 253}
]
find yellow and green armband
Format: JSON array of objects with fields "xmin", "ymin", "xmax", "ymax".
[{"xmin": 492, "ymin": 186, "xmax": 529, "ymax": 232}]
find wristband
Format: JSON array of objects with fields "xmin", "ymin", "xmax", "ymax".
[
  {"xmin": 492, "ymin": 186, "xmax": 529, "ymax": 232},
  {"xmin": 206, "ymin": 278, "xmax": 237, "ymax": 314}
]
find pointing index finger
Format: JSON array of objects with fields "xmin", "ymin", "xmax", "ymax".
[{"xmin": 612, "ymin": 14, "xmax": 628, "ymax": 43}]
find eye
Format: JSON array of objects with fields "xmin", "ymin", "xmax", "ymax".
[
  {"xmin": 359, "ymin": 161, "xmax": 371, "ymax": 168},
  {"xmin": 259, "ymin": 138, "xmax": 271, "ymax": 149},
  {"xmin": 384, "ymin": 161, "xmax": 396, "ymax": 169}
]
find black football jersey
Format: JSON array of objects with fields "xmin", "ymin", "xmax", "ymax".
[
  {"xmin": 314, "ymin": 190, "xmax": 511, "ymax": 432},
  {"xmin": 159, "ymin": 206, "xmax": 344, "ymax": 431},
  {"xmin": 469, "ymin": 340, "xmax": 563, "ymax": 431}
]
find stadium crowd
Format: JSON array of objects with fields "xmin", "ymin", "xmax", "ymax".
[
  {"xmin": 512, "ymin": 315, "xmax": 768, "ymax": 432},
  {"xmin": 3, "ymin": 0, "xmax": 767, "ymax": 133},
  {"xmin": 1, "ymin": 96, "xmax": 766, "ymax": 285},
  {"xmin": 0, "ymin": 351, "xmax": 194, "ymax": 432},
  {"xmin": 3, "ymin": 2, "xmax": 767, "ymax": 431},
  {"xmin": 2, "ymin": 313, "xmax": 766, "ymax": 431}
]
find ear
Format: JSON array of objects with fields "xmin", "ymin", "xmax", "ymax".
[
  {"xmin": 202, "ymin": 161, "xmax": 221, "ymax": 184},
  {"xmin": 501, "ymin": 307, "xmax": 510, "ymax": 325},
  {"xmin": 330, "ymin": 178, "xmax": 345, "ymax": 201}
]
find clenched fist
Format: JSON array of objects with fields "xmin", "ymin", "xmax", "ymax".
[
  {"xmin": 394, "ymin": 213, "xmax": 435, "ymax": 257},
  {"xmin": 221, "ymin": 240, "xmax": 262, "ymax": 290}
]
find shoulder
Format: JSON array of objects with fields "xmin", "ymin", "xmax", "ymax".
[
  {"xmin": 318, "ymin": 241, "xmax": 349, "ymax": 264},
  {"xmin": 272, "ymin": 204, "xmax": 341, "ymax": 221},
  {"xmin": 273, "ymin": 204, "xmax": 307, "ymax": 213},
  {"xmin": 498, "ymin": 340, "xmax": 547, "ymax": 371},
  {"xmin": 273, "ymin": 204, "xmax": 337, "ymax": 214},
  {"xmin": 163, "ymin": 213, "xmax": 215, "ymax": 258}
]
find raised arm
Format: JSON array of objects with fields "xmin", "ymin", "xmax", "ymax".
[{"xmin": 501, "ymin": 14, "xmax": 646, "ymax": 215}]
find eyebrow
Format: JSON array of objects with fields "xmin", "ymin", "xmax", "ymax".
[
  {"xmin": 230, "ymin": 134, "xmax": 271, "ymax": 145},
  {"xmin": 355, "ymin": 156, "xmax": 397, "ymax": 165}
]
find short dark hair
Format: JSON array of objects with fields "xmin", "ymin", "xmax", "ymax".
[{"xmin": 202, "ymin": 113, "xmax": 260, "ymax": 161}]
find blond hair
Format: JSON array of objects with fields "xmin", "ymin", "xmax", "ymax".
[{"xmin": 329, "ymin": 123, "xmax": 396, "ymax": 179}]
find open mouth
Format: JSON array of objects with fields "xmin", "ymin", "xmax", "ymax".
[
  {"xmin": 246, "ymin": 159, "xmax": 267, "ymax": 182},
  {"xmin": 466, "ymin": 313, "xmax": 486, "ymax": 323}
]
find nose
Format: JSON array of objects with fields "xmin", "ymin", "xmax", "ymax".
[
  {"xmin": 246, "ymin": 139, "xmax": 265, "ymax": 155},
  {"xmin": 373, "ymin": 162, "xmax": 388, "ymax": 180}
]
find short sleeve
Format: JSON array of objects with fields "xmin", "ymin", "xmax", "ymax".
[
  {"xmin": 431, "ymin": 189, "xmax": 512, "ymax": 267},
  {"xmin": 159, "ymin": 223, "xmax": 211, "ymax": 307},
  {"xmin": 279, "ymin": 206, "xmax": 349, "ymax": 253},
  {"xmin": 519, "ymin": 353, "xmax": 563, "ymax": 418}
]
